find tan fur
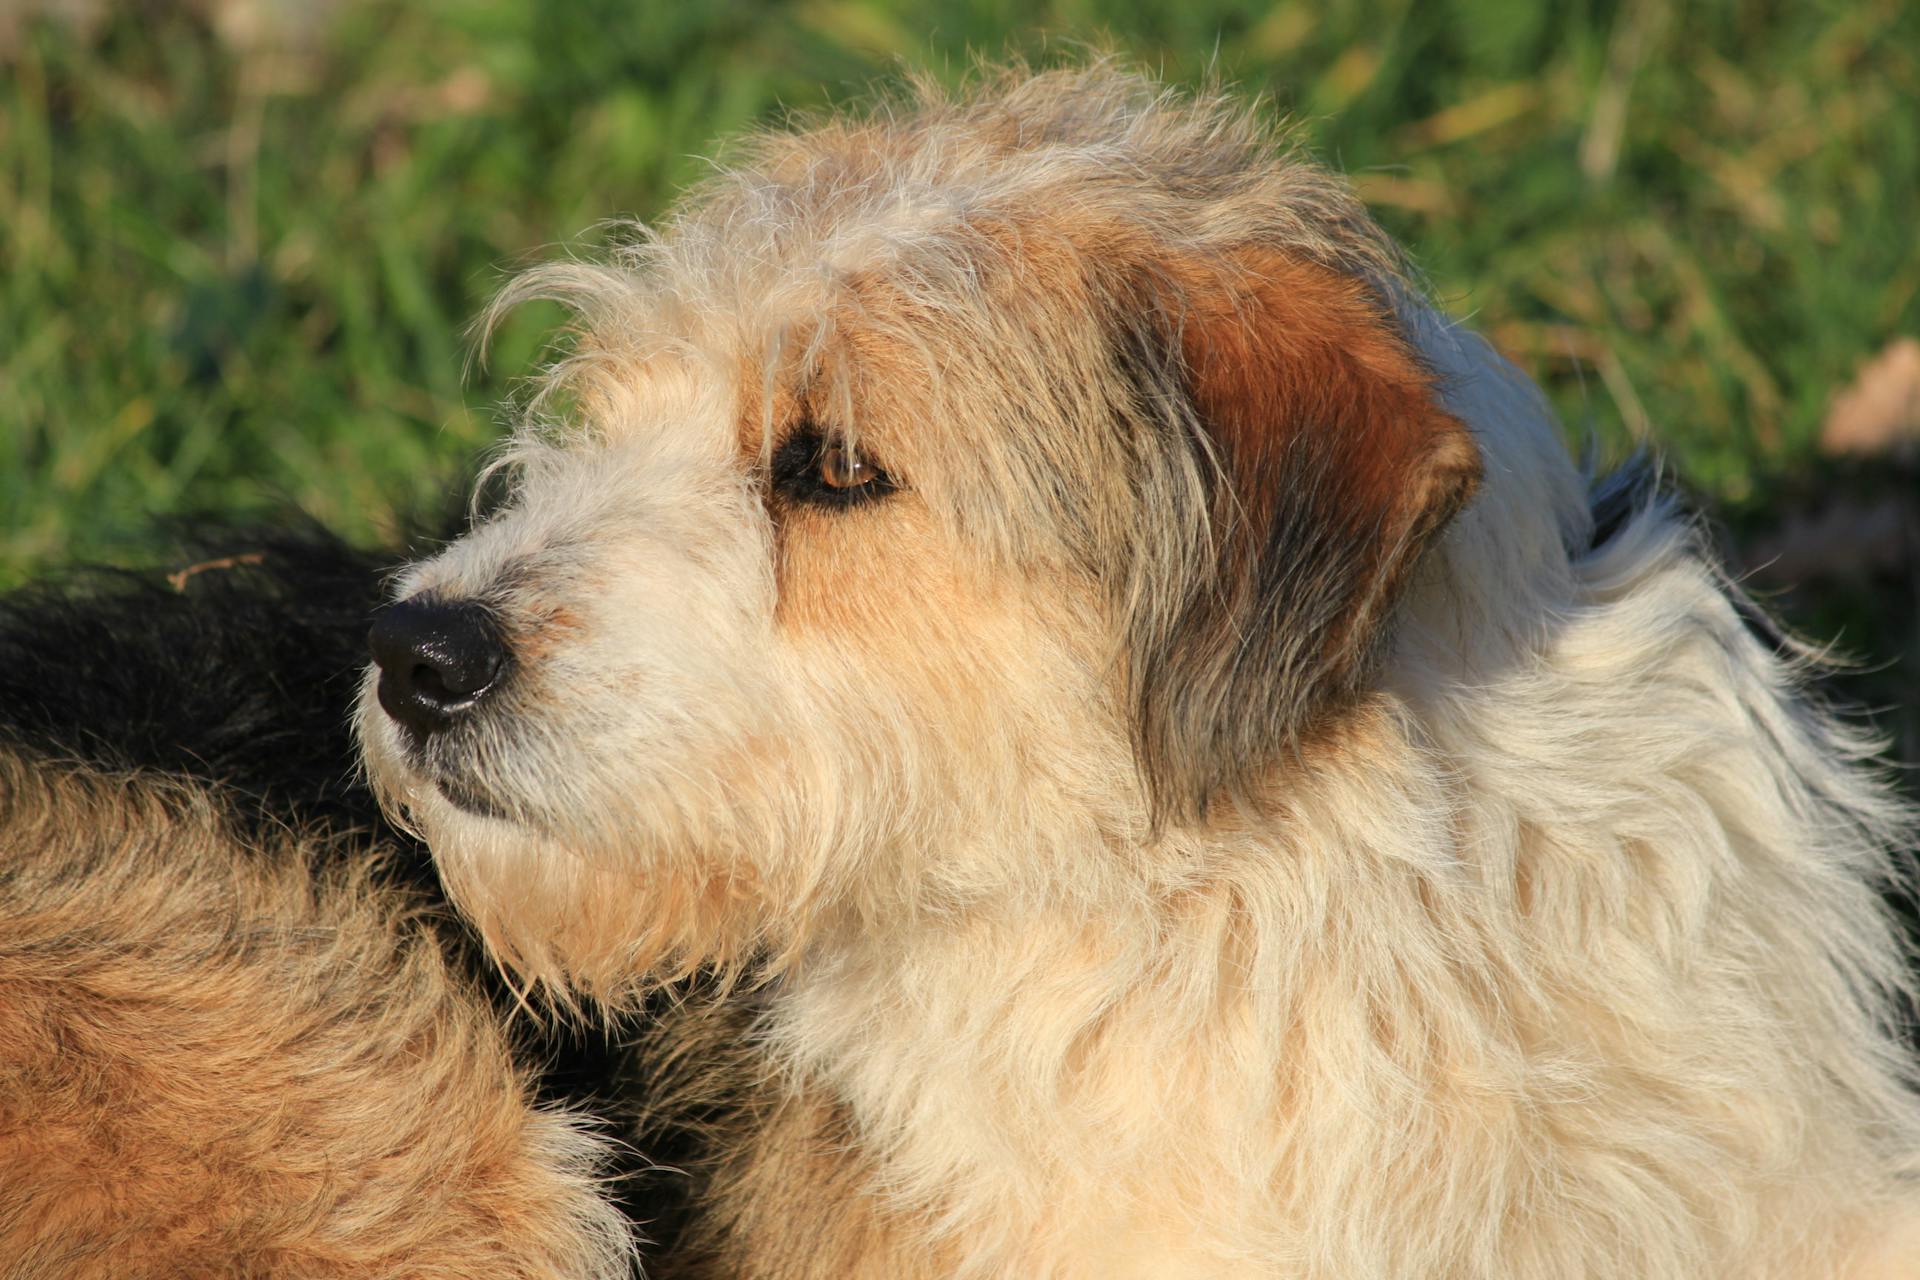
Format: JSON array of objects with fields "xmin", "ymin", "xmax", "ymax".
[
  {"xmin": 359, "ymin": 64, "xmax": 1920, "ymax": 1277},
  {"xmin": 668, "ymin": 1084, "xmax": 943, "ymax": 1280},
  {"xmin": 0, "ymin": 751, "xmax": 631, "ymax": 1279}
]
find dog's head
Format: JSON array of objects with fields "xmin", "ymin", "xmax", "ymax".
[{"xmin": 355, "ymin": 68, "xmax": 1480, "ymax": 998}]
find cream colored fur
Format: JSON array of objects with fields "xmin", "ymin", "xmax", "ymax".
[{"xmin": 358, "ymin": 65, "xmax": 1920, "ymax": 1277}]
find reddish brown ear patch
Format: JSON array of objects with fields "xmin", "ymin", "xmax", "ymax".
[
  {"xmin": 1129, "ymin": 249, "xmax": 1481, "ymax": 821},
  {"xmin": 1172, "ymin": 249, "xmax": 1479, "ymax": 574}
]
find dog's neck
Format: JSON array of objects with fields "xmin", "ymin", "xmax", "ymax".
[{"xmin": 760, "ymin": 698, "xmax": 1481, "ymax": 1274}]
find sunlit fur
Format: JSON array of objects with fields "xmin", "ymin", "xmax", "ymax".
[
  {"xmin": 358, "ymin": 64, "xmax": 1920, "ymax": 1277},
  {"xmin": 0, "ymin": 751, "xmax": 632, "ymax": 1279}
]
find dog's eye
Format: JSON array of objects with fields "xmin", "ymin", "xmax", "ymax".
[
  {"xmin": 771, "ymin": 428, "xmax": 897, "ymax": 509},
  {"xmin": 819, "ymin": 445, "xmax": 875, "ymax": 490}
]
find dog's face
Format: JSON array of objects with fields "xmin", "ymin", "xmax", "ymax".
[{"xmin": 355, "ymin": 72, "xmax": 1481, "ymax": 996}]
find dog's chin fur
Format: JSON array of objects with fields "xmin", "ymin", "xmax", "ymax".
[
  {"xmin": 357, "ymin": 64, "xmax": 1920, "ymax": 1277},
  {"xmin": 357, "ymin": 724, "xmax": 768, "ymax": 1000}
]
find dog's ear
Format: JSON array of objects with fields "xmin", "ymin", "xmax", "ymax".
[{"xmin": 1125, "ymin": 248, "xmax": 1480, "ymax": 821}]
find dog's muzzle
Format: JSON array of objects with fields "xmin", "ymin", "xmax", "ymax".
[{"xmin": 368, "ymin": 596, "xmax": 509, "ymax": 740}]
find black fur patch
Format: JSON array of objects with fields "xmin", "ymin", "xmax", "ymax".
[
  {"xmin": 0, "ymin": 525, "xmax": 398, "ymax": 850},
  {"xmin": 1585, "ymin": 454, "xmax": 1659, "ymax": 553}
]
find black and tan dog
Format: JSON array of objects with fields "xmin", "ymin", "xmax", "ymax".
[{"xmin": 7, "ymin": 65, "xmax": 1920, "ymax": 1279}]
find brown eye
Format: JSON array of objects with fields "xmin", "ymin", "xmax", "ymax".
[
  {"xmin": 819, "ymin": 445, "xmax": 874, "ymax": 489},
  {"xmin": 770, "ymin": 428, "xmax": 897, "ymax": 509}
]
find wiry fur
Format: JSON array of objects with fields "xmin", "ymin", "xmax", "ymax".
[
  {"xmin": 0, "ymin": 751, "xmax": 633, "ymax": 1278},
  {"xmin": 354, "ymin": 63, "xmax": 1920, "ymax": 1277}
]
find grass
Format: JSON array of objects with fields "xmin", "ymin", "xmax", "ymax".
[{"xmin": 3, "ymin": 0, "xmax": 1916, "ymax": 754}]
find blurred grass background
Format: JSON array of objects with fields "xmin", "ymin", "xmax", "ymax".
[{"xmin": 2, "ymin": 0, "xmax": 1916, "ymax": 757}]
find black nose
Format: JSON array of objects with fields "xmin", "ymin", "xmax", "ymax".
[{"xmin": 368, "ymin": 597, "xmax": 508, "ymax": 738}]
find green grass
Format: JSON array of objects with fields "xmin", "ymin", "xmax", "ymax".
[{"xmin": 3, "ymin": 0, "xmax": 1917, "ymax": 754}]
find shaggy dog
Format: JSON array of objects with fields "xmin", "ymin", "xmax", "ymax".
[
  {"xmin": 350, "ymin": 65, "xmax": 1920, "ymax": 1278},
  {"xmin": 5, "ymin": 64, "xmax": 1919, "ymax": 1280}
]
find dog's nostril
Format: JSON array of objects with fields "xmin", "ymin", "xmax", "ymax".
[
  {"xmin": 412, "ymin": 662, "xmax": 451, "ymax": 700},
  {"xmin": 368, "ymin": 597, "xmax": 509, "ymax": 738}
]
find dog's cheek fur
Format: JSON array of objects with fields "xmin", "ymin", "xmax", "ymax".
[
  {"xmin": 1125, "ymin": 249, "xmax": 1481, "ymax": 821},
  {"xmin": 773, "ymin": 501, "xmax": 1141, "ymax": 903}
]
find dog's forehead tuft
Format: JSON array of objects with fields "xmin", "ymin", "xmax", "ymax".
[{"xmin": 650, "ymin": 65, "xmax": 1406, "ymax": 321}]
